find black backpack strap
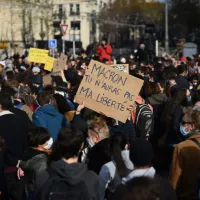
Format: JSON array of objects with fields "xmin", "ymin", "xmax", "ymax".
[{"xmin": 190, "ymin": 138, "xmax": 200, "ymax": 148}]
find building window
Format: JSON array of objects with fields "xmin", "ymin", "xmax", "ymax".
[
  {"xmin": 71, "ymin": 21, "xmax": 80, "ymax": 31},
  {"xmin": 70, "ymin": 34, "xmax": 80, "ymax": 41},
  {"xmin": 70, "ymin": 4, "xmax": 80, "ymax": 16}
]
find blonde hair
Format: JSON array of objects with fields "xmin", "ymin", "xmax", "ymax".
[
  {"xmin": 23, "ymin": 95, "xmax": 35, "ymax": 106},
  {"xmin": 192, "ymin": 110, "xmax": 200, "ymax": 130},
  {"xmin": 183, "ymin": 107, "xmax": 193, "ymax": 123},
  {"xmin": 88, "ymin": 116, "xmax": 109, "ymax": 140}
]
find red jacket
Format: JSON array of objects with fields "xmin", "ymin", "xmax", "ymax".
[{"xmin": 97, "ymin": 44, "xmax": 112, "ymax": 62}]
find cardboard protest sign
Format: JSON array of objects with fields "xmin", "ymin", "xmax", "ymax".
[
  {"xmin": 75, "ymin": 60, "xmax": 143, "ymax": 123},
  {"xmin": 44, "ymin": 56, "xmax": 56, "ymax": 71},
  {"xmin": 60, "ymin": 53, "xmax": 68, "ymax": 64},
  {"xmin": 43, "ymin": 74, "xmax": 52, "ymax": 86},
  {"xmin": 53, "ymin": 53, "xmax": 67, "ymax": 72},
  {"xmin": 109, "ymin": 64, "xmax": 129, "ymax": 73},
  {"xmin": 28, "ymin": 48, "xmax": 49, "ymax": 63}
]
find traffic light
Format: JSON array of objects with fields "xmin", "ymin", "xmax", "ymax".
[{"xmin": 59, "ymin": 4, "xmax": 63, "ymax": 20}]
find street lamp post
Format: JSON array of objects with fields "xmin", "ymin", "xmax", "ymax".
[
  {"xmin": 73, "ymin": 29, "xmax": 76, "ymax": 57},
  {"xmin": 165, "ymin": 0, "xmax": 169, "ymax": 53}
]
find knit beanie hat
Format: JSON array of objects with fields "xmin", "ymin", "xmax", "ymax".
[
  {"xmin": 130, "ymin": 139, "xmax": 154, "ymax": 167},
  {"xmin": 32, "ymin": 66, "xmax": 41, "ymax": 73}
]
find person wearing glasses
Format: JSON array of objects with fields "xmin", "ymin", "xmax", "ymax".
[{"xmin": 170, "ymin": 108, "xmax": 200, "ymax": 200}]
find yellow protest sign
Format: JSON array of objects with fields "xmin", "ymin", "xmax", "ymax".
[
  {"xmin": 75, "ymin": 60, "xmax": 143, "ymax": 123},
  {"xmin": 28, "ymin": 48, "xmax": 49, "ymax": 63},
  {"xmin": 44, "ymin": 56, "xmax": 56, "ymax": 71}
]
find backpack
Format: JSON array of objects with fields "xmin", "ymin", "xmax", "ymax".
[
  {"xmin": 37, "ymin": 175, "xmax": 90, "ymax": 200},
  {"xmin": 135, "ymin": 103, "xmax": 154, "ymax": 139}
]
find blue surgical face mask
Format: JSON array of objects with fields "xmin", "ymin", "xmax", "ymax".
[
  {"xmin": 194, "ymin": 66, "xmax": 198, "ymax": 71},
  {"xmin": 180, "ymin": 125, "xmax": 190, "ymax": 136},
  {"xmin": 35, "ymin": 99, "xmax": 40, "ymax": 106},
  {"xmin": 86, "ymin": 137, "xmax": 95, "ymax": 148},
  {"xmin": 187, "ymin": 95, "xmax": 192, "ymax": 102}
]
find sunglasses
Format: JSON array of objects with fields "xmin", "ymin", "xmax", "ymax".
[{"xmin": 182, "ymin": 121, "xmax": 192, "ymax": 125}]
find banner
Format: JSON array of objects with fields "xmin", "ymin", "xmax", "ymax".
[
  {"xmin": 28, "ymin": 48, "xmax": 49, "ymax": 63},
  {"xmin": 44, "ymin": 56, "xmax": 56, "ymax": 71},
  {"xmin": 75, "ymin": 60, "xmax": 143, "ymax": 123}
]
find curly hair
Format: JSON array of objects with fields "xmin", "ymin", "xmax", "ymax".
[{"xmin": 192, "ymin": 110, "xmax": 200, "ymax": 130}]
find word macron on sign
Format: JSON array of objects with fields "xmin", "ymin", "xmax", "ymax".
[{"xmin": 75, "ymin": 60, "xmax": 143, "ymax": 123}]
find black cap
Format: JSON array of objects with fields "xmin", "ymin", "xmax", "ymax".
[{"xmin": 130, "ymin": 139, "xmax": 154, "ymax": 167}]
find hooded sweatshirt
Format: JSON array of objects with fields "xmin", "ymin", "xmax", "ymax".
[
  {"xmin": 33, "ymin": 104, "xmax": 68, "ymax": 141},
  {"xmin": 147, "ymin": 93, "xmax": 167, "ymax": 105},
  {"xmin": 36, "ymin": 159, "xmax": 100, "ymax": 200}
]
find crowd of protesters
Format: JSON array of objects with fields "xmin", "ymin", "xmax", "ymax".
[{"xmin": 0, "ymin": 38, "xmax": 200, "ymax": 200}]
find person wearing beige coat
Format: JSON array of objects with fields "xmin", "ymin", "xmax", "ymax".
[
  {"xmin": 169, "ymin": 109, "xmax": 200, "ymax": 200},
  {"xmin": 21, "ymin": 104, "xmax": 33, "ymax": 121}
]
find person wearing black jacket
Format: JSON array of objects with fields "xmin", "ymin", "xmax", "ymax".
[
  {"xmin": 175, "ymin": 64, "xmax": 189, "ymax": 89},
  {"xmin": 19, "ymin": 128, "xmax": 52, "ymax": 200},
  {"xmin": 136, "ymin": 44, "xmax": 148, "ymax": 64},
  {"xmin": 1, "ymin": 86, "xmax": 33, "ymax": 130},
  {"xmin": 36, "ymin": 125, "xmax": 100, "ymax": 200},
  {"xmin": 0, "ymin": 136, "xmax": 6, "ymax": 200},
  {"xmin": 164, "ymin": 59, "xmax": 176, "ymax": 74},
  {"xmin": 87, "ymin": 116, "xmax": 112, "ymax": 175},
  {"xmin": 0, "ymin": 93, "xmax": 29, "ymax": 200}
]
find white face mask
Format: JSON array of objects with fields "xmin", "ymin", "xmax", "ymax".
[
  {"xmin": 86, "ymin": 137, "xmax": 95, "ymax": 148},
  {"xmin": 44, "ymin": 137, "xmax": 53, "ymax": 150}
]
